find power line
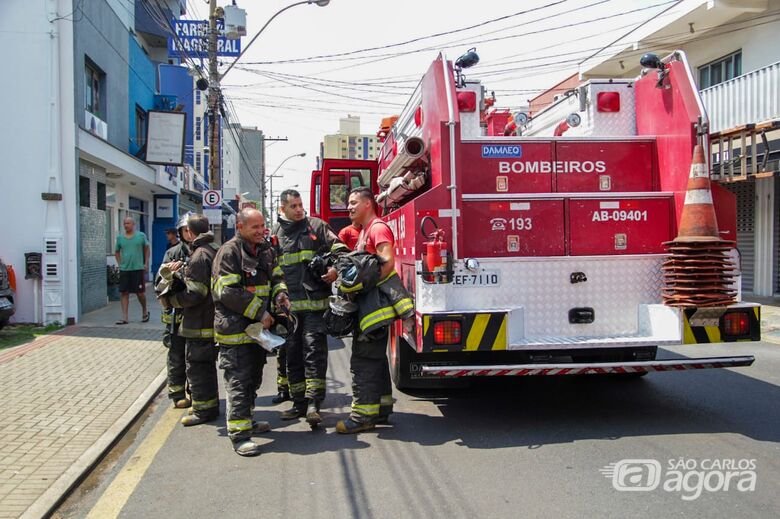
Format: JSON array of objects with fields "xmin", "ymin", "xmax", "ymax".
[{"xmin": 241, "ymin": 0, "xmax": 571, "ymax": 65}]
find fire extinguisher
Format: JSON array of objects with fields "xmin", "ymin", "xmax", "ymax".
[{"xmin": 421, "ymin": 216, "xmax": 450, "ymax": 283}]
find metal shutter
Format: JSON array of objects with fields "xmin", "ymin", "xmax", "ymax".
[{"xmin": 724, "ymin": 179, "xmax": 755, "ymax": 293}]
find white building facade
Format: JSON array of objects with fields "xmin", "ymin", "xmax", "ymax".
[{"xmin": 578, "ymin": 0, "xmax": 780, "ymax": 297}]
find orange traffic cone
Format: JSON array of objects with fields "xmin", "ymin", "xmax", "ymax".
[
  {"xmin": 674, "ymin": 144, "xmax": 723, "ymax": 242},
  {"xmin": 662, "ymin": 144, "xmax": 736, "ymax": 307}
]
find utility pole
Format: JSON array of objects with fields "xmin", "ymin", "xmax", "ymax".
[{"xmin": 208, "ymin": 0, "xmax": 222, "ymax": 242}]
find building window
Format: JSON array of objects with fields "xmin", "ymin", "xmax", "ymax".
[
  {"xmin": 195, "ymin": 90, "xmax": 201, "ymax": 105},
  {"xmin": 79, "ymin": 176, "xmax": 90, "ymax": 208},
  {"xmin": 196, "ymin": 117, "xmax": 202, "ymax": 141},
  {"xmin": 97, "ymin": 182, "xmax": 106, "ymax": 211},
  {"xmin": 85, "ymin": 60, "xmax": 104, "ymax": 118},
  {"xmin": 195, "ymin": 152, "xmax": 202, "ymax": 173},
  {"xmin": 135, "ymin": 105, "xmax": 146, "ymax": 149},
  {"xmin": 699, "ymin": 50, "xmax": 742, "ymax": 89}
]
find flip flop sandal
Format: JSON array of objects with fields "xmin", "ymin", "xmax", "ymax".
[
  {"xmin": 116, "ymin": 320, "xmax": 128, "ymax": 325},
  {"xmin": 142, "ymin": 312, "xmax": 150, "ymax": 323}
]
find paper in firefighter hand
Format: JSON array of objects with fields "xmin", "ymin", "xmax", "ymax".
[{"xmin": 245, "ymin": 322, "xmax": 286, "ymax": 353}]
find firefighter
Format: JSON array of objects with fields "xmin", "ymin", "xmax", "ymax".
[
  {"xmin": 213, "ymin": 208, "xmax": 290, "ymax": 457},
  {"xmin": 273, "ymin": 189, "xmax": 349, "ymax": 426},
  {"xmin": 162, "ymin": 214, "xmax": 220, "ymax": 426},
  {"xmin": 272, "ymin": 340, "xmax": 290, "ymax": 404},
  {"xmin": 155, "ymin": 213, "xmax": 192, "ymax": 409},
  {"xmin": 338, "ymin": 222, "xmax": 361, "ymax": 251},
  {"xmin": 336, "ymin": 187, "xmax": 399, "ymax": 434}
]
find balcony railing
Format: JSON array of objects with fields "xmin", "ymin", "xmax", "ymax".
[{"xmin": 700, "ymin": 61, "xmax": 780, "ymax": 134}]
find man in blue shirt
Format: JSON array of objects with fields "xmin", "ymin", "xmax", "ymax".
[{"xmin": 115, "ymin": 217, "xmax": 150, "ymax": 324}]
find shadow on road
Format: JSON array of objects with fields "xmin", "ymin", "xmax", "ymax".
[{"xmin": 375, "ymin": 364, "xmax": 780, "ymax": 449}]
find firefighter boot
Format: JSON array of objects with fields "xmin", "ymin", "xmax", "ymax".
[
  {"xmin": 181, "ymin": 411, "xmax": 218, "ymax": 427},
  {"xmin": 272, "ymin": 389, "xmax": 290, "ymax": 404},
  {"xmin": 251, "ymin": 420, "xmax": 271, "ymax": 435},
  {"xmin": 174, "ymin": 397, "xmax": 192, "ymax": 409},
  {"xmin": 336, "ymin": 418, "xmax": 376, "ymax": 434},
  {"xmin": 306, "ymin": 400, "xmax": 322, "ymax": 427},
  {"xmin": 280, "ymin": 400, "xmax": 307, "ymax": 420},
  {"xmin": 233, "ymin": 439, "xmax": 262, "ymax": 457}
]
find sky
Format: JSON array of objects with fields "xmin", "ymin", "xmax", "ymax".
[{"xmin": 184, "ymin": 0, "xmax": 679, "ymax": 211}]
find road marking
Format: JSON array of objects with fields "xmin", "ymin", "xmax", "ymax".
[{"xmin": 85, "ymin": 405, "xmax": 181, "ymax": 519}]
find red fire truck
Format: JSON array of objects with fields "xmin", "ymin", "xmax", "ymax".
[{"xmin": 311, "ymin": 50, "xmax": 759, "ymax": 389}]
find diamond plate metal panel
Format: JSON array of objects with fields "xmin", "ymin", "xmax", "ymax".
[
  {"xmin": 588, "ymin": 82, "xmax": 637, "ymax": 136},
  {"xmin": 416, "ymin": 256, "xmax": 665, "ymax": 338}
]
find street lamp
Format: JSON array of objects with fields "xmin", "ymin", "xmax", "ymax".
[
  {"xmin": 266, "ymin": 152, "xmax": 306, "ymax": 216},
  {"xmin": 220, "ymin": 0, "xmax": 331, "ymax": 80}
]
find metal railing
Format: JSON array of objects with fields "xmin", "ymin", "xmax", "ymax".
[{"xmin": 700, "ymin": 61, "xmax": 780, "ymax": 133}]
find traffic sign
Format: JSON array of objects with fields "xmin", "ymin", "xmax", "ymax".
[
  {"xmin": 203, "ymin": 190, "xmax": 222, "ymax": 209},
  {"xmin": 203, "ymin": 189, "xmax": 222, "ymax": 225}
]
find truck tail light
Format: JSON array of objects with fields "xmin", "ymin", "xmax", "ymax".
[
  {"xmin": 433, "ymin": 320, "xmax": 462, "ymax": 345},
  {"xmin": 414, "ymin": 106, "xmax": 423, "ymax": 127},
  {"xmin": 723, "ymin": 311, "xmax": 750, "ymax": 337},
  {"xmin": 597, "ymin": 91, "xmax": 620, "ymax": 112}
]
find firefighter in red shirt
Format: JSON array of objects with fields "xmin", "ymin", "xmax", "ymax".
[
  {"xmin": 336, "ymin": 187, "xmax": 397, "ymax": 434},
  {"xmin": 338, "ymin": 223, "xmax": 361, "ymax": 251}
]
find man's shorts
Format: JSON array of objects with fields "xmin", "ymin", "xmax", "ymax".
[{"xmin": 119, "ymin": 270, "xmax": 145, "ymax": 294}]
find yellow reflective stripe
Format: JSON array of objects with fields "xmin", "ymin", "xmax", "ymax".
[
  {"xmin": 272, "ymin": 266, "xmax": 283, "ymax": 277},
  {"xmin": 180, "ymin": 327, "xmax": 214, "ymax": 339},
  {"xmin": 331, "ymin": 243, "xmax": 349, "ymax": 253},
  {"xmin": 215, "ymin": 332, "xmax": 254, "ymax": 345},
  {"xmin": 168, "ymin": 384, "xmax": 185, "ymax": 394},
  {"xmin": 352, "ymin": 403, "xmax": 380, "ymax": 416},
  {"xmin": 161, "ymin": 313, "xmax": 173, "ymax": 324},
  {"xmin": 212, "ymin": 273, "xmax": 241, "ymax": 298},
  {"xmin": 393, "ymin": 298, "xmax": 414, "ymax": 315},
  {"xmin": 272, "ymin": 282, "xmax": 288, "ymax": 299},
  {"xmin": 185, "ymin": 279, "xmax": 208, "ymax": 297},
  {"xmin": 360, "ymin": 306, "xmax": 396, "ymax": 331},
  {"xmin": 306, "ymin": 378, "xmax": 326, "ymax": 391},
  {"xmin": 252, "ymin": 284, "xmax": 270, "ymax": 296},
  {"xmin": 243, "ymin": 295, "xmax": 264, "ymax": 319},
  {"xmin": 290, "ymin": 298, "xmax": 328, "ymax": 312},
  {"xmin": 276, "ymin": 376, "xmax": 288, "ymax": 386},
  {"xmin": 227, "ymin": 419, "xmax": 253, "ymax": 432},
  {"xmin": 380, "ymin": 395, "xmax": 394, "ymax": 406},
  {"xmin": 192, "ymin": 398, "xmax": 218, "ymax": 411},
  {"xmin": 377, "ymin": 270, "xmax": 398, "ymax": 286},
  {"xmin": 278, "ymin": 250, "xmax": 315, "ymax": 266},
  {"xmin": 339, "ymin": 282, "xmax": 364, "ymax": 294},
  {"xmin": 289, "ymin": 381, "xmax": 306, "ymax": 394}
]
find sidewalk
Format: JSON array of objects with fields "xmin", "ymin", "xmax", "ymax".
[
  {"xmin": 0, "ymin": 285, "xmax": 166, "ymax": 519},
  {"xmin": 748, "ymin": 296, "xmax": 780, "ymax": 344}
]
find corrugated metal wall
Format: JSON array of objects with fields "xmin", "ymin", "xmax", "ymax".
[
  {"xmin": 701, "ymin": 61, "xmax": 780, "ymax": 133},
  {"xmin": 723, "ymin": 179, "xmax": 756, "ymax": 293}
]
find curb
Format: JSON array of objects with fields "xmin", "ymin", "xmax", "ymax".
[{"xmin": 20, "ymin": 367, "xmax": 168, "ymax": 519}]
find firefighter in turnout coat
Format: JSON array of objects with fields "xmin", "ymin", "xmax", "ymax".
[
  {"xmin": 273, "ymin": 189, "xmax": 349, "ymax": 426},
  {"xmin": 336, "ymin": 187, "xmax": 414, "ymax": 434},
  {"xmin": 163, "ymin": 215, "xmax": 220, "ymax": 426},
  {"xmin": 155, "ymin": 213, "xmax": 192, "ymax": 408},
  {"xmin": 212, "ymin": 208, "xmax": 290, "ymax": 457}
]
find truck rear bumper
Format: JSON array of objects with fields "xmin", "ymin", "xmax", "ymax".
[{"xmin": 420, "ymin": 355, "xmax": 755, "ymax": 377}]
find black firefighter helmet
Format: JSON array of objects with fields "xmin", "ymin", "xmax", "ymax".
[{"xmin": 323, "ymin": 295, "xmax": 358, "ymax": 338}]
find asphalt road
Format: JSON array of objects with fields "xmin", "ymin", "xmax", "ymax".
[{"xmin": 54, "ymin": 339, "xmax": 780, "ymax": 519}]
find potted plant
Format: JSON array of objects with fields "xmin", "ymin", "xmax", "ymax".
[{"xmin": 107, "ymin": 265, "xmax": 121, "ymax": 301}]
